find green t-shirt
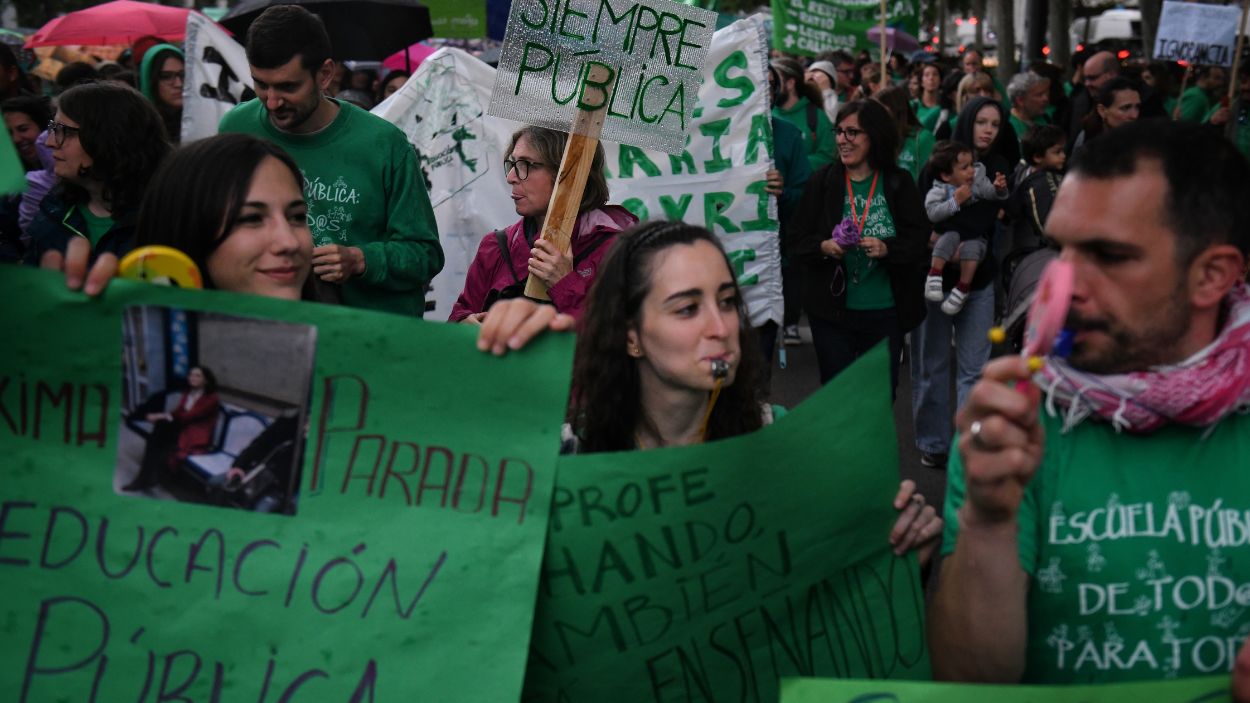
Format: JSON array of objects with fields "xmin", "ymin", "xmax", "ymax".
[
  {"xmin": 78, "ymin": 207, "xmax": 114, "ymax": 247},
  {"xmin": 773, "ymin": 97, "xmax": 836, "ymax": 171},
  {"xmin": 897, "ymin": 127, "xmax": 935, "ymax": 185},
  {"xmin": 1010, "ymin": 113, "xmax": 1050, "ymax": 158},
  {"xmin": 912, "ymin": 99, "xmax": 943, "ymax": 133},
  {"xmin": 943, "ymin": 409, "xmax": 1250, "ymax": 684},
  {"xmin": 1178, "ymin": 86, "xmax": 1215, "ymax": 123},
  {"xmin": 219, "ymin": 98, "xmax": 444, "ymax": 317},
  {"xmin": 842, "ymin": 174, "xmax": 895, "ymax": 310}
]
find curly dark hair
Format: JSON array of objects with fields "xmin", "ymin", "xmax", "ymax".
[
  {"xmin": 56, "ymin": 82, "xmax": 171, "ymax": 215},
  {"xmin": 570, "ymin": 221, "xmax": 763, "ymax": 453}
]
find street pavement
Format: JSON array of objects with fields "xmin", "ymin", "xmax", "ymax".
[{"xmin": 766, "ymin": 322, "xmax": 950, "ymax": 519}]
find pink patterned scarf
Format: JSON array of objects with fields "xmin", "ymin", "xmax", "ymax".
[{"xmin": 1038, "ymin": 283, "xmax": 1250, "ymax": 434}]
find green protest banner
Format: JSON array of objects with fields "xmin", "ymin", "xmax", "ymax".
[
  {"xmin": 771, "ymin": 0, "xmax": 921, "ymax": 56},
  {"xmin": 0, "ymin": 267, "xmax": 572, "ymax": 701},
  {"xmin": 426, "ymin": 0, "xmax": 488, "ymax": 39},
  {"xmin": 779, "ymin": 674, "xmax": 1231, "ymax": 701},
  {"xmin": 487, "ymin": 0, "xmax": 718, "ymax": 154},
  {"xmin": 523, "ymin": 344, "xmax": 930, "ymax": 701}
]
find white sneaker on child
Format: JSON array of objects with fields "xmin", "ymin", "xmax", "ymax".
[
  {"xmin": 924, "ymin": 275, "xmax": 944, "ymax": 302},
  {"xmin": 941, "ymin": 288, "xmax": 968, "ymax": 315}
]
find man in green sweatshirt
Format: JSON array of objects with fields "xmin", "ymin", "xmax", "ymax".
[{"xmin": 219, "ymin": 5, "xmax": 443, "ymax": 317}]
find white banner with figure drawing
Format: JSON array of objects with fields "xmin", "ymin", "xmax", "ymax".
[
  {"xmin": 182, "ymin": 15, "xmax": 782, "ymax": 325},
  {"xmin": 181, "ymin": 13, "xmax": 255, "ymax": 143},
  {"xmin": 376, "ymin": 16, "xmax": 782, "ymax": 326}
]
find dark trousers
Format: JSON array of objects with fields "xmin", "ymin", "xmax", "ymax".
[
  {"xmin": 809, "ymin": 308, "xmax": 903, "ymax": 399},
  {"xmin": 782, "ymin": 260, "xmax": 802, "ymax": 327},
  {"xmin": 754, "ymin": 321, "xmax": 778, "ymax": 395}
]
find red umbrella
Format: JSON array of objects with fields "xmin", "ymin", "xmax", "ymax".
[
  {"xmin": 25, "ymin": 0, "xmax": 214, "ymax": 48},
  {"xmin": 382, "ymin": 41, "xmax": 436, "ymax": 72}
]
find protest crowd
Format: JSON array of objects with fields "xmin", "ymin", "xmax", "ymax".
[{"xmin": 5, "ymin": 0, "xmax": 1250, "ymax": 699}]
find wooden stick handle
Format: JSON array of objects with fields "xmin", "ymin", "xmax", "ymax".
[
  {"xmin": 524, "ymin": 63, "xmax": 613, "ymax": 301},
  {"xmin": 878, "ymin": 0, "xmax": 889, "ymax": 93},
  {"xmin": 1230, "ymin": 0, "xmax": 1249, "ymax": 106}
]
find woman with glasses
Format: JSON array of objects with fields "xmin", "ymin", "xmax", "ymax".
[
  {"xmin": 139, "ymin": 44, "xmax": 185, "ymax": 144},
  {"xmin": 791, "ymin": 100, "xmax": 928, "ymax": 394},
  {"xmin": 24, "ymin": 82, "xmax": 170, "ymax": 267},
  {"xmin": 448, "ymin": 125, "xmax": 636, "ymax": 323}
]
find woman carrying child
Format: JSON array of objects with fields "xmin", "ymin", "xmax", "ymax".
[{"xmin": 923, "ymin": 140, "xmax": 1009, "ymax": 315}]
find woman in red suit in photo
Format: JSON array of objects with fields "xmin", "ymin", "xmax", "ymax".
[{"xmin": 125, "ymin": 366, "xmax": 221, "ymax": 492}]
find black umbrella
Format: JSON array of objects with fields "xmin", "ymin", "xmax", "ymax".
[{"xmin": 221, "ymin": 0, "xmax": 433, "ymax": 61}]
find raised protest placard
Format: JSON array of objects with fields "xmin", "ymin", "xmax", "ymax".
[
  {"xmin": 0, "ymin": 267, "xmax": 572, "ymax": 701},
  {"xmin": 1154, "ymin": 1, "xmax": 1243, "ymax": 67},
  {"xmin": 486, "ymin": 0, "xmax": 717, "ymax": 154},
  {"xmin": 779, "ymin": 674, "xmax": 1230, "ymax": 702},
  {"xmin": 374, "ymin": 17, "xmax": 783, "ymax": 327},
  {"xmin": 522, "ymin": 344, "xmax": 930, "ymax": 701},
  {"xmin": 182, "ymin": 12, "xmax": 255, "ymax": 143},
  {"xmin": 770, "ymin": 0, "xmax": 921, "ymax": 56},
  {"xmin": 183, "ymin": 17, "xmax": 781, "ymax": 323},
  {"xmin": 426, "ymin": 0, "xmax": 488, "ymax": 38}
]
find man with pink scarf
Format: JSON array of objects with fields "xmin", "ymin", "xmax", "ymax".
[{"xmin": 929, "ymin": 120, "xmax": 1250, "ymax": 690}]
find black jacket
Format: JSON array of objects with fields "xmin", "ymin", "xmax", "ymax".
[
  {"xmin": 23, "ymin": 191, "xmax": 137, "ymax": 266},
  {"xmin": 793, "ymin": 162, "xmax": 929, "ymax": 333}
]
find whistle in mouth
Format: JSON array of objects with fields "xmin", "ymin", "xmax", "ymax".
[{"xmin": 710, "ymin": 359, "xmax": 729, "ymax": 379}]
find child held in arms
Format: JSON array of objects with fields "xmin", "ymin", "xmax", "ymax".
[{"xmin": 923, "ymin": 140, "xmax": 1008, "ymax": 315}]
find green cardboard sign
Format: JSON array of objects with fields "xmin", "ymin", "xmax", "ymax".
[
  {"xmin": 523, "ymin": 344, "xmax": 930, "ymax": 701},
  {"xmin": 0, "ymin": 267, "xmax": 572, "ymax": 701},
  {"xmin": 780, "ymin": 674, "xmax": 1231, "ymax": 701},
  {"xmin": 771, "ymin": 0, "xmax": 921, "ymax": 56},
  {"xmin": 426, "ymin": 0, "xmax": 487, "ymax": 39}
]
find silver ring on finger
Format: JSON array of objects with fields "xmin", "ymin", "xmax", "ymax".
[{"xmin": 969, "ymin": 419, "xmax": 989, "ymax": 450}]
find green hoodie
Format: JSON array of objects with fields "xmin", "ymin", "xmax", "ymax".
[
  {"xmin": 139, "ymin": 43, "xmax": 184, "ymax": 143},
  {"xmin": 138, "ymin": 43, "xmax": 183, "ymax": 104}
]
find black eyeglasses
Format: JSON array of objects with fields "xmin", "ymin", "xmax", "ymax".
[
  {"xmin": 158, "ymin": 70, "xmax": 185, "ymax": 83},
  {"xmin": 834, "ymin": 126, "xmax": 866, "ymax": 140},
  {"xmin": 45, "ymin": 120, "xmax": 80, "ymax": 146},
  {"xmin": 503, "ymin": 158, "xmax": 547, "ymax": 181}
]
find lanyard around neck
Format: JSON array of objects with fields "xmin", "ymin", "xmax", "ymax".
[{"xmin": 845, "ymin": 170, "xmax": 879, "ymax": 233}]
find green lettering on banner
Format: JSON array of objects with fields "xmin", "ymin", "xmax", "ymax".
[
  {"xmin": 727, "ymin": 248, "xmax": 760, "ymax": 286},
  {"xmin": 779, "ymin": 675, "xmax": 1229, "ymax": 702},
  {"xmin": 520, "ymin": 0, "xmax": 550, "ymax": 29},
  {"xmin": 770, "ymin": 0, "xmax": 921, "ymax": 56},
  {"xmin": 700, "ymin": 118, "xmax": 733, "ymax": 173},
  {"xmin": 557, "ymin": 0, "xmax": 589, "ymax": 40},
  {"xmin": 577, "ymin": 61, "xmax": 617, "ymax": 110},
  {"xmin": 675, "ymin": 18, "xmax": 708, "ymax": 70},
  {"xmin": 742, "ymin": 180, "xmax": 778, "ymax": 231},
  {"xmin": 659, "ymin": 83, "xmax": 688, "ymax": 129},
  {"xmin": 622, "ymin": 197, "xmax": 650, "ymax": 220},
  {"xmin": 703, "ymin": 191, "xmax": 740, "ymax": 233},
  {"xmin": 516, "ymin": 41, "xmax": 554, "ymax": 96},
  {"xmin": 659, "ymin": 193, "xmax": 694, "ymax": 220},
  {"xmin": 714, "ymin": 50, "xmax": 754, "ymax": 108},
  {"xmin": 0, "ymin": 268, "xmax": 572, "ymax": 702},
  {"xmin": 668, "ymin": 135, "xmax": 697, "ymax": 174},
  {"xmin": 424, "ymin": 0, "xmax": 487, "ymax": 39},
  {"xmin": 592, "ymin": 0, "xmax": 637, "ymax": 43},
  {"xmin": 619, "ymin": 145, "xmax": 662, "ymax": 178},
  {"xmin": 523, "ymin": 345, "xmax": 931, "ymax": 701},
  {"xmin": 745, "ymin": 113, "xmax": 774, "ymax": 164}
]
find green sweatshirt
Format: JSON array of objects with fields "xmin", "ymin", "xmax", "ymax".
[
  {"xmin": 220, "ymin": 99, "xmax": 444, "ymax": 317},
  {"xmin": 773, "ymin": 96, "xmax": 836, "ymax": 171}
]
